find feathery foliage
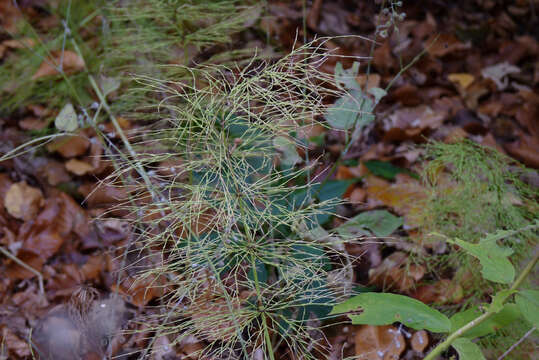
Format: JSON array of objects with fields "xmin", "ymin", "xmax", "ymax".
[{"xmin": 107, "ymin": 40, "xmax": 368, "ymax": 359}]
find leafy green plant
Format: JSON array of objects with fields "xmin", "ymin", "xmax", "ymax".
[
  {"xmin": 105, "ymin": 39, "xmax": 373, "ymax": 359},
  {"xmin": 331, "ymin": 222, "xmax": 539, "ymax": 359},
  {"xmin": 418, "ymin": 140, "xmax": 538, "ymax": 302}
]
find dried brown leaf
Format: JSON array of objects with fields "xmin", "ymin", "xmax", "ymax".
[
  {"xmin": 47, "ymin": 135, "xmax": 90, "ymax": 158},
  {"xmin": 354, "ymin": 325, "xmax": 405, "ymax": 360},
  {"xmin": 4, "ymin": 181, "xmax": 44, "ymax": 221},
  {"xmin": 410, "ymin": 330, "xmax": 429, "ymax": 352},
  {"xmin": 32, "ymin": 50, "xmax": 85, "ymax": 80},
  {"xmin": 65, "ymin": 158, "xmax": 95, "ymax": 176}
]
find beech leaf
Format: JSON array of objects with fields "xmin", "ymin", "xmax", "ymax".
[{"xmin": 55, "ymin": 103, "xmax": 79, "ymax": 132}]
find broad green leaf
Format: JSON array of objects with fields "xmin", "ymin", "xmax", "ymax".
[
  {"xmin": 55, "ymin": 103, "xmax": 78, "ymax": 132},
  {"xmin": 334, "ymin": 61, "xmax": 361, "ymax": 91},
  {"xmin": 326, "ymin": 92, "xmax": 361, "ymax": 130},
  {"xmin": 450, "ymin": 304, "xmax": 522, "ymax": 338},
  {"xmin": 337, "ymin": 210, "xmax": 403, "ymax": 237},
  {"xmin": 516, "ymin": 290, "xmax": 539, "ymax": 328},
  {"xmin": 315, "ymin": 179, "xmax": 357, "ymax": 202},
  {"xmin": 273, "ymin": 136, "xmax": 301, "ymax": 167},
  {"xmin": 452, "ymin": 338, "xmax": 486, "ymax": 360},
  {"xmin": 449, "ymin": 233, "xmax": 515, "ymax": 284},
  {"xmin": 363, "ymin": 160, "xmax": 419, "ymax": 181},
  {"xmin": 489, "ymin": 289, "xmax": 516, "ymax": 313},
  {"xmin": 330, "ymin": 293, "xmax": 451, "ymax": 333},
  {"xmin": 247, "ymin": 259, "xmax": 268, "ymax": 284},
  {"xmin": 368, "ymin": 87, "xmax": 387, "ymax": 104}
]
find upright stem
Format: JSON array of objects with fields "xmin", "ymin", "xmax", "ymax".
[{"xmin": 424, "ymin": 253, "xmax": 539, "ymax": 360}]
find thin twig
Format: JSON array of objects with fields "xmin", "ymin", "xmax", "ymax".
[
  {"xmin": 0, "ymin": 246, "xmax": 44, "ymax": 295},
  {"xmin": 497, "ymin": 326, "xmax": 536, "ymax": 360}
]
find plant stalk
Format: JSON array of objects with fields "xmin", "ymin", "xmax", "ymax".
[{"xmin": 424, "ymin": 252, "xmax": 539, "ymax": 360}]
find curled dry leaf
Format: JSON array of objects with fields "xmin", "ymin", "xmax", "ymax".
[
  {"xmin": 32, "ymin": 50, "xmax": 85, "ymax": 80},
  {"xmin": 410, "ymin": 279, "xmax": 464, "ymax": 305},
  {"xmin": 112, "ymin": 274, "xmax": 166, "ymax": 307},
  {"xmin": 37, "ymin": 159, "xmax": 72, "ymax": 186},
  {"xmin": 4, "ymin": 181, "xmax": 44, "ymax": 221},
  {"xmin": 355, "ymin": 325, "xmax": 405, "ymax": 360},
  {"xmin": 368, "ymin": 252, "xmax": 426, "ymax": 293}
]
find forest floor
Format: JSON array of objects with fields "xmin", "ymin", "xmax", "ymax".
[{"xmin": 0, "ymin": 1, "xmax": 538, "ymax": 359}]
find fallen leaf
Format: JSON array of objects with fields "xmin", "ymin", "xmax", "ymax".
[
  {"xmin": 410, "ymin": 330, "xmax": 429, "ymax": 352},
  {"xmin": 426, "ymin": 33, "xmax": 470, "ymax": 57},
  {"xmin": 356, "ymin": 73, "xmax": 381, "ymax": 91},
  {"xmin": 65, "ymin": 158, "xmax": 95, "ymax": 176},
  {"xmin": 448, "ymin": 73, "xmax": 475, "ymax": 89},
  {"xmin": 368, "ymin": 252, "xmax": 426, "ymax": 293},
  {"xmin": 348, "ymin": 186, "xmax": 367, "ymax": 204},
  {"xmin": 55, "ymin": 103, "xmax": 79, "ymax": 132},
  {"xmin": 354, "ymin": 325, "xmax": 405, "ymax": 360},
  {"xmin": 383, "ymin": 105, "xmax": 447, "ymax": 142},
  {"xmin": 37, "ymin": 160, "xmax": 72, "ymax": 186},
  {"xmin": 19, "ymin": 116, "xmax": 49, "ymax": 130},
  {"xmin": 1, "ymin": 325, "xmax": 32, "ymax": 358},
  {"xmin": 47, "ymin": 135, "xmax": 90, "ymax": 158},
  {"xmin": 17, "ymin": 197, "xmax": 67, "ymax": 261},
  {"xmin": 364, "ymin": 174, "xmax": 427, "ymax": 227},
  {"xmin": 78, "ymin": 182, "xmax": 129, "ymax": 207},
  {"xmin": 392, "ymin": 84, "xmax": 421, "ymax": 106},
  {"xmin": 32, "ymin": 50, "xmax": 85, "ymax": 80},
  {"xmin": 112, "ymin": 275, "xmax": 166, "ymax": 307},
  {"xmin": 410, "ymin": 279, "xmax": 464, "ymax": 305},
  {"xmin": 188, "ymin": 286, "xmax": 250, "ymax": 342},
  {"xmin": 481, "ymin": 62, "xmax": 520, "ymax": 90},
  {"xmin": 4, "ymin": 181, "xmax": 44, "ymax": 221},
  {"xmin": 2, "ymin": 37, "xmax": 36, "ymax": 49}
]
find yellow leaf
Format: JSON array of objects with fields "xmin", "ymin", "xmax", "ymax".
[{"xmin": 448, "ymin": 73, "xmax": 475, "ymax": 89}]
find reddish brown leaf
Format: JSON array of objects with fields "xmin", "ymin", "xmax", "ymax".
[
  {"xmin": 426, "ymin": 33, "xmax": 470, "ymax": 57},
  {"xmin": 78, "ymin": 182, "xmax": 129, "ymax": 207},
  {"xmin": 411, "ymin": 330, "xmax": 429, "ymax": 352},
  {"xmin": 17, "ymin": 198, "xmax": 66, "ymax": 261},
  {"xmin": 504, "ymin": 134, "xmax": 539, "ymax": 168},
  {"xmin": 19, "ymin": 116, "xmax": 49, "ymax": 130},
  {"xmin": 410, "ymin": 279, "xmax": 464, "ymax": 305},
  {"xmin": 47, "ymin": 135, "xmax": 90, "ymax": 158}
]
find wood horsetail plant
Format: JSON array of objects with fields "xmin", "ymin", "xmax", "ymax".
[{"xmin": 102, "ymin": 40, "xmax": 373, "ymax": 359}]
